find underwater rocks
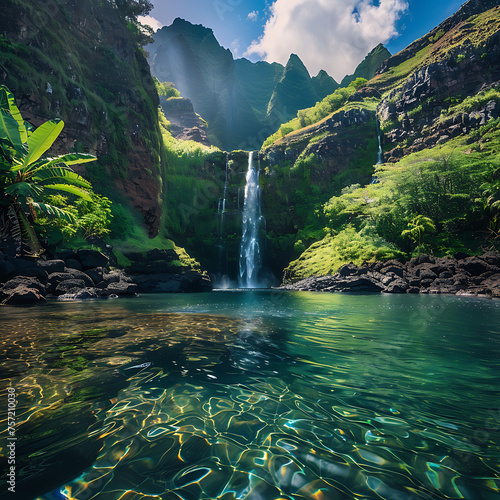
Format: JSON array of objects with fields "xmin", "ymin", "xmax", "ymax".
[{"xmin": 280, "ymin": 252, "xmax": 500, "ymax": 298}]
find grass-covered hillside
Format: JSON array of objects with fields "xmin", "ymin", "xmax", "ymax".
[
  {"xmin": 284, "ymin": 120, "xmax": 500, "ymax": 282},
  {"xmin": 262, "ymin": 1, "xmax": 500, "ymax": 283}
]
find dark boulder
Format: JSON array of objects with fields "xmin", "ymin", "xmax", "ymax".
[
  {"xmin": 7, "ymin": 267, "xmax": 48, "ymax": 282},
  {"xmin": 86, "ymin": 267, "xmax": 105, "ymax": 284},
  {"xmin": 37, "ymin": 259, "xmax": 65, "ymax": 274},
  {"xmin": 383, "ymin": 279, "xmax": 409, "ymax": 293},
  {"xmin": 458, "ymin": 256, "xmax": 495, "ymax": 276},
  {"xmin": 55, "ymin": 279, "xmax": 86, "ymax": 296},
  {"xmin": 47, "ymin": 272, "xmax": 77, "ymax": 294},
  {"xmin": 380, "ymin": 265, "xmax": 405, "ymax": 278},
  {"xmin": 77, "ymin": 249, "xmax": 109, "ymax": 269},
  {"xmin": 65, "ymin": 268, "xmax": 95, "ymax": 287},
  {"xmin": 103, "ymin": 270, "xmax": 127, "ymax": 285},
  {"xmin": 337, "ymin": 263, "xmax": 360, "ymax": 277},
  {"xmin": 65, "ymin": 258, "xmax": 83, "ymax": 271},
  {"xmin": 106, "ymin": 281, "xmax": 137, "ymax": 295},
  {"xmin": 0, "ymin": 260, "xmax": 15, "ymax": 281},
  {"xmin": 1, "ymin": 276, "xmax": 46, "ymax": 295}
]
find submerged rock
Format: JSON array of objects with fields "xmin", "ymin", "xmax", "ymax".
[{"xmin": 1, "ymin": 285, "xmax": 47, "ymax": 305}]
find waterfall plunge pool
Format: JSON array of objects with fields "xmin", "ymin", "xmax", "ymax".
[{"xmin": 1, "ymin": 291, "xmax": 499, "ymax": 499}]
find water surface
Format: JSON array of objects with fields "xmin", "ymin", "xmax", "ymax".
[{"xmin": 0, "ymin": 291, "xmax": 499, "ymax": 499}]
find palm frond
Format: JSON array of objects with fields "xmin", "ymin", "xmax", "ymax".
[
  {"xmin": 5, "ymin": 181, "xmax": 43, "ymax": 200},
  {"xmin": 30, "ymin": 201, "xmax": 77, "ymax": 223},
  {"xmin": 44, "ymin": 183, "xmax": 92, "ymax": 201},
  {"xmin": 32, "ymin": 166, "xmax": 92, "ymax": 189}
]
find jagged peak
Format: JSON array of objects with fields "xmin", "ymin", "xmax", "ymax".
[{"xmin": 284, "ymin": 53, "xmax": 310, "ymax": 76}]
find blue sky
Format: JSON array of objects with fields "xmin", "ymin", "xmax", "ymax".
[{"xmin": 142, "ymin": 0, "xmax": 465, "ymax": 81}]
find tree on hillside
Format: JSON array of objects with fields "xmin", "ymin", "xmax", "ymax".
[{"xmin": 114, "ymin": 0, "xmax": 153, "ymax": 20}]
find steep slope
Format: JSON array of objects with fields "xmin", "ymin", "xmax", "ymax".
[
  {"xmin": 267, "ymin": 54, "xmax": 323, "ymax": 123},
  {"xmin": 372, "ymin": 3, "xmax": 500, "ymax": 161},
  {"xmin": 312, "ymin": 70, "xmax": 340, "ymax": 98},
  {"xmin": 148, "ymin": 18, "xmax": 253, "ymax": 149},
  {"xmin": 147, "ymin": 19, "xmax": 336, "ymax": 150},
  {"xmin": 0, "ymin": 0, "xmax": 164, "ymax": 236},
  {"xmin": 340, "ymin": 44, "xmax": 391, "ymax": 87},
  {"xmin": 259, "ymin": 0, "xmax": 500, "ymax": 283}
]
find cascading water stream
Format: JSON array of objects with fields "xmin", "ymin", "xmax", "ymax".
[
  {"xmin": 218, "ymin": 154, "xmax": 229, "ymax": 234},
  {"xmin": 238, "ymin": 151, "xmax": 262, "ymax": 288},
  {"xmin": 376, "ymin": 119, "xmax": 383, "ymax": 165},
  {"xmin": 215, "ymin": 154, "xmax": 230, "ymax": 288}
]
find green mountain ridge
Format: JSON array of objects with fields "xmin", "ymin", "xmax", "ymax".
[
  {"xmin": 340, "ymin": 43, "xmax": 391, "ymax": 87},
  {"xmin": 147, "ymin": 19, "xmax": 342, "ymax": 150}
]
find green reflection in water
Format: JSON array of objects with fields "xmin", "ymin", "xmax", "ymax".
[{"xmin": 0, "ymin": 292, "xmax": 499, "ymax": 499}]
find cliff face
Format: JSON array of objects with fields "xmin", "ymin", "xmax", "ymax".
[
  {"xmin": 260, "ymin": 87, "xmax": 381, "ymax": 274},
  {"xmin": 160, "ymin": 97, "xmax": 210, "ymax": 145},
  {"xmin": 259, "ymin": 1, "xmax": 500, "ymax": 282},
  {"xmin": 372, "ymin": 4, "xmax": 500, "ymax": 162},
  {"xmin": 0, "ymin": 0, "xmax": 163, "ymax": 236},
  {"xmin": 147, "ymin": 19, "xmax": 339, "ymax": 151}
]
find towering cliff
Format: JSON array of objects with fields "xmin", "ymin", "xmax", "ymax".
[
  {"xmin": 0, "ymin": 0, "xmax": 163, "ymax": 236},
  {"xmin": 260, "ymin": 0, "xmax": 500, "ymax": 282},
  {"xmin": 147, "ymin": 19, "xmax": 339, "ymax": 151}
]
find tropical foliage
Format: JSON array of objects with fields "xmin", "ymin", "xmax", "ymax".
[
  {"xmin": 262, "ymin": 78, "xmax": 368, "ymax": 148},
  {"xmin": 0, "ymin": 86, "xmax": 99, "ymax": 255}
]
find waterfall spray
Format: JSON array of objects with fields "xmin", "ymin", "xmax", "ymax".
[{"xmin": 238, "ymin": 151, "xmax": 262, "ymax": 288}]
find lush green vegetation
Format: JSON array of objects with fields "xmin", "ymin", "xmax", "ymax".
[
  {"xmin": 370, "ymin": 6, "xmax": 500, "ymax": 95},
  {"xmin": 155, "ymin": 79, "xmax": 181, "ymax": 99},
  {"xmin": 283, "ymin": 227, "xmax": 403, "ymax": 282},
  {"xmin": 284, "ymin": 120, "xmax": 500, "ymax": 280},
  {"xmin": 0, "ymin": 0, "xmax": 162, "ymax": 184},
  {"xmin": 0, "ymin": 86, "xmax": 105, "ymax": 255},
  {"xmin": 262, "ymin": 78, "xmax": 368, "ymax": 148}
]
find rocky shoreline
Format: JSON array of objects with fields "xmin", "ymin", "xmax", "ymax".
[
  {"xmin": 280, "ymin": 252, "xmax": 500, "ymax": 298},
  {"xmin": 0, "ymin": 248, "xmax": 212, "ymax": 306}
]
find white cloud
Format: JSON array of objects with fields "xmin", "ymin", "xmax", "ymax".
[
  {"xmin": 231, "ymin": 38, "xmax": 241, "ymax": 57},
  {"xmin": 137, "ymin": 15, "xmax": 163, "ymax": 32},
  {"xmin": 247, "ymin": 10, "xmax": 259, "ymax": 22},
  {"xmin": 245, "ymin": 0, "xmax": 408, "ymax": 81}
]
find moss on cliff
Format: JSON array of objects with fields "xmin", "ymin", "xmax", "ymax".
[
  {"xmin": 284, "ymin": 119, "xmax": 500, "ymax": 282},
  {"xmin": 0, "ymin": 0, "xmax": 164, "ymax": 235}
]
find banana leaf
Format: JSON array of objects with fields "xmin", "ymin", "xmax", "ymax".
[
  {"xmin": 44, "ymin": 183, "xmax": 92, "ymax": 201},
  {"xmin": 0, "ymin": 86, "xmax": 28, "ymax": 143},
  {"xmin": 21, "ymin": 119, "xmax": 65, "ymax": 169},
  {"xmin": 32, "ymin": 166, "xmax": 92, "ymax": 189},
  {"xmin": 0, "ymin": 108, "xmax": 24, "ymax": 154}
]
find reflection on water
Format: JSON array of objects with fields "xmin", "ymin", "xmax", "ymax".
[{"xmin": 0, "ymin": 292, "xmax": 499, "ymax": 499}]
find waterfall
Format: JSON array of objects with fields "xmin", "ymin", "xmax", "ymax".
[
  {"xmin": 376, "ymin": 119, "xmax": 383, "ymax": 165},
  {"xmin": 218, "ymin": 154, "xmax": 229, "ymax": 234},
  {"xmin": 238, "ymin": 151, "xmax": 262, "ymax": 288},
  {"xmin": 214, "ymin": 154, "xmax": 231, "ymax": 288}
]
